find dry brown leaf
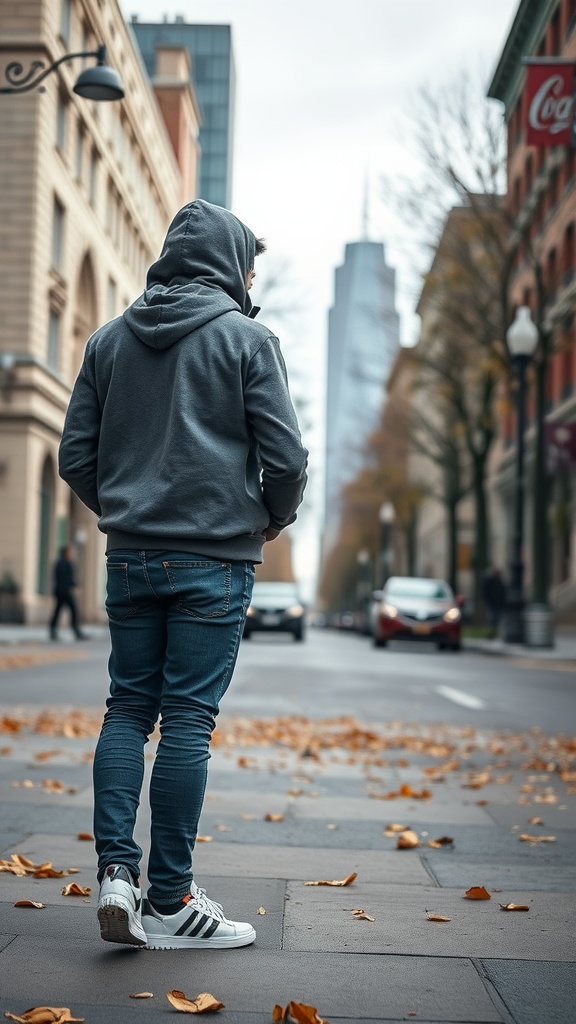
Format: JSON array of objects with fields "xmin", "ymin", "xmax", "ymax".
[
  {"xmin": 272, "ymin": 1007, "xmax": 287, "ymax": 1023},
  {"xmin": 384, "ymin": 823, "xmax": 408, "ymax": 833},
  {"xmin": 14, "ymin": 900, "xmax": 45, "ymax": 909},
  {"xmin": 195, "ymin": 835, "xmax": 213, "ymax": 842},
  {"xmin": 396, "ymin": 829, "xmax": 420, "ymax": 849},
  {"xmin": 426, "ymin": 836, "xmax": 454, "ymax": 848},
  {"xmin": 129, "ymin": 993, "xmax": 153, "ymax": 999},
  {"xmin": 215, "ymin": 825, "xmax": 232, "ymax": 832},
  {"xmin": 76, "ymin": 833, "xmax": 93, "ymax": 841},
  {"xmin": 500, "ymin": 903, "xmax": 530, "ymax": 911},
  {"xmin": 527, "ymin": 816, "xmax": 544, "ymax": 825},
  {"xmin": 34, "ymin": 750, "xmax": 61, "ymax": 762},
  {"xmin": 264, "ymin": 813, "xmax": 285, "ymax": 822},
  {"xmin": 304, "ymin": 872, "xmax": 357, "ymax": 887},
  {"xmin": 34, "ymin": 865, "xmax": 68, "ymax": 879},
  {"xmin": 425, "ymin": 911, "xmax": 451, "ymax": 922},
  {"xmin": 61, "ymin": 883, "xmax": 91, "ymax": 896},
  {"xmin": 166, "ymin": 990, "xmax": 224, "ymax": 1014},
  {"xmin": 257, "ymin": 906, "xmax": 266, "ymax": 915},
  {"xmin": 4, "ymin": 1009, "xmax": 84, "ymax": 1023},
  {"xmin": 519, "ymin": 834, "xmax": 556, "ymax": 843},
  {"xmin": 350, "ymin": 909, "xmax": 374, "ymax": 921},
  {"xmin": 464, "ymin": 886, "xmax": 491, "ymax": 900},
  {"xmin": 42, "ymin": 780, "xmax": 65, "ymax": 794},
  {"xmin": 287, "ymin": 1002, "xmax": 332, "ymax": 1024}
]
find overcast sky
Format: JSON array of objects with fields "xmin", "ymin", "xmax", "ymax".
[{"xmin": 119, "ymin": 0, "xmax": 520, "ymax": 592}]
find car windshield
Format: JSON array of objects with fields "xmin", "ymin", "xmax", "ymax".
[
  {"xmin": 385, "ymin": 579, "xmax": 452, "ymax": 600},
  {"xmin": 252, "ymin": 583, "xmax": 300, "ymax": 599}
]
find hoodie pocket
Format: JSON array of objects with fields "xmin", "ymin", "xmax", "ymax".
[
  {"xmin": 162, "ymin": 560, "xmax": 232, "ymax": 619},
  {"xmin": 105, "ymin": 562, "xmax": 140, "ymax": 622}
]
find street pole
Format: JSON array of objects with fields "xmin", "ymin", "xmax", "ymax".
[
  {"xmin": 378, "ymin": 502, "xmax": 395, "ymax": 589},
  {"xmin": 504, "ymin": 354, "xmax": 528, "ymax": 643}
]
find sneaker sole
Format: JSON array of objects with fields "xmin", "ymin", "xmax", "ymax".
[
  {"xmin": 144, "ymin": 927, "xmax": 256, "ymax": 950},
  {"xmin": 98, "ymin": 905, "xmax": 147, "ymax": 947}
]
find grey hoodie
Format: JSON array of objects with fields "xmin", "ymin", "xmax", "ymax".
[{"xmin": 59, "ymin": 200, "xmax": 308, "ymax": 563}]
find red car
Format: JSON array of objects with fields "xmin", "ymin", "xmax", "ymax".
[{"xmin": 371, "ymin": 576, "xmax": 463, "ymax": 651}]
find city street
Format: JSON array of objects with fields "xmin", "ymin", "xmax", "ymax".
[{"xmin": 0, "ymin": 628, "xmax": 575, "ymax": 1023}]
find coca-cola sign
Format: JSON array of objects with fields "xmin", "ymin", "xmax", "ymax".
[{"xmin": 525, "ymin": 61, "xmax": 575, "ymax": 146}]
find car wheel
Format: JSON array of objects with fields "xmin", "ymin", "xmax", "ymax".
[
  {"xmin": 294, "ymin": 630, "xmax": 304, "ymax": 642},
  {"xmin": 437, "ymin": 642, "xmax": 446, "ymax": 651},
  {"xmin": 373, "ymin": 636, "xmax": 387, "ymax": 648},
  {"xmin": 450, "ymin": 642, "xmax": 461, "ymax": 652},
  {"xmin": 243, "ymin": 631, "xmax": 251, "ymax": 640}
]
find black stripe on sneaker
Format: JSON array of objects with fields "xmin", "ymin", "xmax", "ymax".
[
  {"xmin": 188, "ymin": 913, "xmax": 210, "ymax": 937},
  {"xmin": 175, "ymin": 909, "xmax": 201, "ymax": 936},
  {"xmin": 201, "ymin": 918, "xmax": 220, "ymax": 939}
]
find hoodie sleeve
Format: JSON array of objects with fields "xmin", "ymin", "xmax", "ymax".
[
  {"xmin": 244, "ymin": 336, "xmax": 308, "ymax": 529},
  {"xmin": 58, "ymin": 348, "xmax": 102, "ymax": 517}
]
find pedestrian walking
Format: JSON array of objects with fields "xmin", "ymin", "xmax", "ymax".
[
  {"xmin": 49, "ymin": 545, "xmax": 85, "ymax": 641},
  {"xmin": 483, "ymin": 566, "xmax": 507, "ymax": 639},
  {"xmin": 59, "ymin": 200, "xmax": 308, "ymax": 950}
]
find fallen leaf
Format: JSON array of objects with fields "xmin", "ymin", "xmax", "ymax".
[
  {"xmin": 195, "ymin": 835, "xmax": 213, "ymax": 842},
  {"xmin": 288, "ymin": 1002, "xmax": 333, "ymax": 1024},
  {"xmin": 264, "ymin": 813, "xmax": 285, "ymax": 822},
  {"xmin": 272, "ymin": 1007, "xmax": 287, "ymax": 1022},
  {"xmin": 34, "ymin": 865, "xmax": 68, "ymax": 879},
  {"xmin": 519, "ymin": 834, "xmax": 556, "ymax": 843},
  {"xmin": 464, "ymin": 886, "xmax": 491, "ymax": 900},
  {"xmin": 61, "ymin": 883, "xmax": 91, "ymax": 896},
  {"xmin": 425, "ymin": 911, "xmax": 451, "ymax": 922},
  {"xmin": 239, "ymin": 813, "xmax": 255, "ymax": 820},
  {"xmin": 500, "ymin": 903, "xmax": 530, "ymax": 911},
  {"xmin": 76, "ymin": 833, "xmax": 93, "ymax": 841},
  {"xmin": 166, "ymin": 990, "xmax": 224, "ymax": 1013},
  {"xmin": 4, "ymin": 1008, "xmax": 84, "ymax": 1023},
  {"xmin": 257, "ymin": 906, "xmax": 266, "ymax": 915},
  {"xmin": 350, "ymin": 909, "xmax": 374, "ymax": 921},
  {"xmin": 397, "ymin": 829, "xmax": 420, "ymax": 849},
  {"xmin": 384, "ymin": 823, "xmax": 409, "ymax": 832},
  {"xmin": 34, "ymin": 750, "xmax": 61, "ymax": 762},
  {"xmin": 129, "ymin": 993, "xmax": 153, "ymax": 998},
  {"xmin": 304, "ymin": 872, "xmax": 357, "ymax": 887},
  {"xmin": 215, "ymin": 825, "xmax": 232, "ymax": 832},
  {"xmin": 426, "ymin": 836, "xmax": 454, "ymax": 848},
  {"xmin": 42, "ymin": 780, "xmax": 65, "ymax": 794},
  {"xmin": 14, "ymin": 901, "xmax": 45, "ymax": 909},
  {"xmin": 67, "ymin": 868, "xmax": 80, "ymax": 874},
  {"xmin": 527, "ymin": 817, "xmax": 544, "ymax": 825}
]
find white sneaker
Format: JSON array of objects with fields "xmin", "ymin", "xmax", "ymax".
[
  {"xmin": 97, "ymin": 864, "xmax": 146, "ymax": 947},
  {"xmin": 142, "ymin": 881, "xmax": 256, "ymax": 949}
]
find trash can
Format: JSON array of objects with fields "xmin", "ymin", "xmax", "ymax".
[{"xmin": 524, "ymin": 603, "xmax": 555, "ymax": 648}]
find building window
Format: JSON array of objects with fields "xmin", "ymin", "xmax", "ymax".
[
  {"xmin": 107, "ymin": 277, "xmax": 117, "ymax": 319},
  {"xmin": 59, "ymin": 0, "xmax": 72, "ymax": 44},
  {"xmin": 37, "ymin": 459, "xmax": 55, "ymax": 596},
  {"xmin": 75, "ymin": 123, "xmax": 85, "ymax": 183},
  {"xmin": 52, "ymin": 198, "xmax": 65, "ymax": 270},
  {"xmin": 56, "ymin": 93, "xmax": 67, "ymax": 152},
  {"xmin": 47, "ymin": 309, "xmax": 60, "ymax": 369}
]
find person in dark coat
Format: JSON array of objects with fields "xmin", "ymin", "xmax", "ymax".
[
  {"xmin": 49, "ymin": 545, "xmax": 85, "ymax": 640},
  {"xmin": 483, "ymin": 566, "xmax": 507, "ymax": 639}
]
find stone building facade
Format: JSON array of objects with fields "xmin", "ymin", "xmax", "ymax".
[{"xmin": 0, "ymin": 0, "xmax": 200, "ymax": 623}]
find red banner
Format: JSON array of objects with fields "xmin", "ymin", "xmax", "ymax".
[{"xmin": 525, "ymin": 61, "xmax": 575, "ymax": 146}]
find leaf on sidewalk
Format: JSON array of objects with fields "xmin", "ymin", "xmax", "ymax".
[
  {"xmin": 464, "ymin": 886, "xmax": 491, "ymax": 900},
  {"xmin": 34, "ymin": 750, "xmax": 61, "ymax": 762},
  {"xmin": 4, "ymin": 1007, "xmax": 84, "ymax": 1023},
  {"xmin": 195, "ymin": 835, "xmax": 213, "ymax": 842},
  {"xmin": 34, "ymin": 864, "xmax": 68, "ymax": 879},
  {"xmin": 129, "ymin": 993, "xmax": 153, "ymax": 999},
  {"xmin": 14, "ymin": 900, "xmax": 45, "ymax": 909},
  {"xmin": 264, "ymin": 813, "xmax": 285, "ymax": 822},
  {"xmin": 166, "ymin": 990, "xmax": 224, "ymax": 1013},
  {"xmin": 519, "ymin": 833, "xmax": 556, "ymax": 843},
  {"xmin": 76, "ymin": 833, "xmax": 93, "ymax": 841},
  {"xmin": 383, "ymin": 823, "xmax": 408, "ymax": 835},
  {"xmin": 272, "ymin": 1007, "xmax": 287, "ymax": 1022},
  {"xmin": 257, "ymin": 906, "xmax": 266, "ymax": 915},
  {"xmin": 42, "ymin": 780, "xmax": 65, "ymax": 794},
  {"xmin": 304, "ymin": 872, "xmax": 357, "ymax": 887},
  {"xmin": 61, "ymin": 883, "xmax": 91, "ymax": 896},
  {"xmin": 426, "ymin": 836, "xmax": 454, "ymax": 848},
  {"xmin": 397, "ymin": 829, "xmax": 420, "ymax": 849},
  {"xmin": 283, "ymin": 1002, "xmax": 333, "ymax": 1024},
  {"xmin": 527, "ymin": 817, "xmax": 544, "ymax": 825},
  {"xmin": 425, "ymin": 911, "xmax": 451, "ymax": 922},
  {"xmin": 350, "ymin": 908, "xmax": 374, "ymax": 921},
  {"xmin": 500, "ymin": 903, "xmax": 530, "ymax": 911}
]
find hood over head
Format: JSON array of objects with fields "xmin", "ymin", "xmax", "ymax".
[{"xmin": 123, "ymin": 199, "xmax": 258, "ymax": 350}]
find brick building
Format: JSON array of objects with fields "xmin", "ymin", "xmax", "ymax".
[
  {"xmin": 488, "ymin": 0, "xmax": 576, "ymax": 617},
  {"xmin": 0, "ymin": 0, "xmax": 200, "ymax": 623}
]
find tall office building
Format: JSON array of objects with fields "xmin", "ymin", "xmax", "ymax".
[
  {"xmin": 323, "ymin": 239, "xmax": 400, "ymax": 554},
  {"xmin": 130, "ymin": 16, "xmax": 235, "ymax": 209}
]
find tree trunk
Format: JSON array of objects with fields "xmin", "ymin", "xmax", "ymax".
[
  {"xmin": 471, "ymin": 455, "xmax": 489, "ymax": 625},
  {"xmin": 447, "ymin": 499, "xmax": 458, "ymax": 593}
]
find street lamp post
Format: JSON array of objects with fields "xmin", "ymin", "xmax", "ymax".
[
  {"xmin": 504, "ymin": 306, "xmax": 539, "ymax": 644},
  {"xmin": 0, "ymin": 45, "xmax": 124, "ymax": 101},
  {"xmin": 378, "ymin": 501, "xmax": 395, "ymax": 589}
]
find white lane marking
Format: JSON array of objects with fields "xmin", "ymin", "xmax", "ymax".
[{"xmin": 436, "ymin": 685, "xmax": 486, "ymax": 710}]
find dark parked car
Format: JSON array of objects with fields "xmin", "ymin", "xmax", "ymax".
[
  {"xmin": 370, "ymin": 576, "xmax": 463, "ymax": 651},
  {"xmin": 243, "ymin": 581, "xmax": 306, "ymax": 641}
]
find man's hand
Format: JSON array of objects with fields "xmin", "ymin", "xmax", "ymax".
[{"xmin": 264, "ymin": 527, "xmax": 281, "ymax": 542}]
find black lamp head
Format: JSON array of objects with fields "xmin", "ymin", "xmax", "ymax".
[{"xmin": 73, "ymin": 62, "xmax": 124, "ymax": 102}]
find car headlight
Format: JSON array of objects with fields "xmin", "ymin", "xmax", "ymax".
[
  {"xmin": 381, "ymin": 603, "xmax": 398, "ymax": 619},
  {"xmin": 443, "ymin": 607, "xmax": 461, "ymax": 623},
  {"xmin": 246, "ymin": 606, "xmax": 255, "ymax": 617},
  {"xmin": 285, "ymin": 604, "xmax": 304, "ymax": 617}
]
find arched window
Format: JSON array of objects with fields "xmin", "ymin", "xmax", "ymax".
[{"xmin": 37, "ymin": 457, "xmax": 56, "ymax": 595}]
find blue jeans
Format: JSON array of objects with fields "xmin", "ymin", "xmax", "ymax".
[{"xmin": 93, "ymin": 550, "xmax": 254, "ymax": 903}]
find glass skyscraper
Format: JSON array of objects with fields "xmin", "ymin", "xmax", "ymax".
[
  {"xmin": 130, "ymin": 17, "xmax": 235, "ymax": 209},
  {"xmin": 323, "ymin": 240, "xmax": 400, "ymax": 554}
]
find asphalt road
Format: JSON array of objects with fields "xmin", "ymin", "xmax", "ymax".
[{"xmin": 0, "ymin": 627, "xmax": 573, "ymax": 735}]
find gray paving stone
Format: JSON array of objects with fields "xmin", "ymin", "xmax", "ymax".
[
  {"xmin": 1, "ymin": 832, "xmax": 98, "ymax": 869},
  {"xmin": 480, "ymin": 959, "xmax": 576, "ymax": 1024},
  {"xmin": 0, "ymin": 934, "xmax": 16, "ymax": 953},
  {"xmin": 288, "ymin": 793, "xmax": 493, "ymax": 824},
  {"xmin": 402, "ymin": 823, "xmax": 574, "ymax": 866},
  {"xmin": 191, "ymin": 841, "xmax": 432, "ymax": 884},
  {"xmin": 0, "ymin": 945, "xmax": 503, "ymax": 1020},
  {"xmin": 483, "ymin": 797, "xmax": 576, "ymax": 832},
  {"xmin": 424, "ymin": 858, "xmax": 576, "ymax": 892},
  {"xmin": 283, "ymin": 882, "xmax": 576, "ymax": 961}
]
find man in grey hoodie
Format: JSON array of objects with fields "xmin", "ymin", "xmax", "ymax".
[{"xmin": 59, "ymin": 199, "xmax": 308, "ymax": 950}]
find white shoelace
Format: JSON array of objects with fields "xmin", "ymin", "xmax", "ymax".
[{"xmin": 190, "ymin": 882, "xmax": 227, "ymax": 921}]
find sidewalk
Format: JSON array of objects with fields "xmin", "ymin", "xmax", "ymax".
[
  {"xmin": 0, "ymin": 674, "xmax": 574, "ymax": 1023},
  {"xmin": 463, "ymin": 627, "xmax": 576, "ymax": 661}
]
